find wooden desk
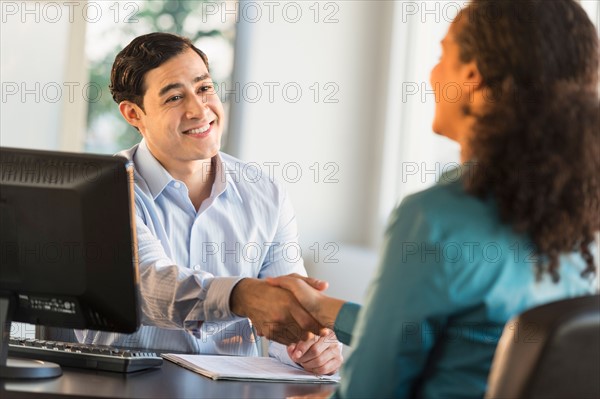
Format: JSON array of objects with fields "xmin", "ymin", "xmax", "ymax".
[{"xmin": 1, "ymin": 360, "xmax": 338, "ymax": 399}]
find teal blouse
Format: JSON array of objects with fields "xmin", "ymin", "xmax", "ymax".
[{"xmin": 331, "ymin": 171, "xmax": 595, "ymax": 398}]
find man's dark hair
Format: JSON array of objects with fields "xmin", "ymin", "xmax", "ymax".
[{"xmin": 109, "ymin": 32, "xmax": 209, "ymax": 110}]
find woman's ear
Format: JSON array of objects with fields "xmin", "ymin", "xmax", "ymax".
[
  {"xmin": 460, "ymin": 60, "xmax": 485, "ymax": 110},
  {"xmin": 464, "ymin": 60, "xmax": 483, "ymax": 89},
  {"xmin": 118, "ymin": 101, "xmax": 144, "ymax": 132}
]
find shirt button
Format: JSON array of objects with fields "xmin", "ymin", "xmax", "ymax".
[
  {"xmin": 214, "ymin": 310, "xmax": 222, "ymax": 318},
  {"xmin": 193, "ymin": 265, "xmax": 201, "ymax": 271},
  {"xmin": 173, "ymin": 181, "xmax": 181, "ymax": 189}
]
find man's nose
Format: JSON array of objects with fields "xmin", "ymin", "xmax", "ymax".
[{"xmin": 185, "ymin": 93, "xmax": 209, "ymax": 119}]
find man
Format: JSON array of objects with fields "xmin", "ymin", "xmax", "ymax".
[{"xmin": 80, "ymin": 32, "xmax": 341, "ymax": 374}]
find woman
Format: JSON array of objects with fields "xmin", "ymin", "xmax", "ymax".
[{"xmin": 270, "ymin": 0, "xmax": 599, "ymax": 397}]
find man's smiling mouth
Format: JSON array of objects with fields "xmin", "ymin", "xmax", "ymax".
[{"xmin": 183, "ymin": 121, "xmax": 214, "ymax": 135}]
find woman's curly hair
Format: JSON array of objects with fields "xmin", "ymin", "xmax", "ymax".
[{"xmin": 456, "ymin": 0, "xmax": 599, "ymax": 282}]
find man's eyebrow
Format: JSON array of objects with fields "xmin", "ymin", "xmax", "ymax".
[
  {"xmin": 193, "ymin": 73, "xmax": 211, "ymax": 83},
  {"xmin": 158, "ymin": 73, "xmax": 211, "ymax": 97}
]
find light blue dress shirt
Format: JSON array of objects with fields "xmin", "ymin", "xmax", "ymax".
[
  {"xmin": 331, "ymin": 168, "xmax": 596, "ymax": 398},
  {"xmin": 79, "ymin": 140, "xmax": 304, "ymax": 363}
]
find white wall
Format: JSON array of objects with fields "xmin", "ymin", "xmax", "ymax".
[
  {"xmin": 226, "ymin": 1, "xmax": 395, "ymax": 299},
  {"xmin": 580, "ymin": 1, "xmax": 599, "ymax": 33},
  {"xmin": 1, "ymin": 4, "xmax": 67, "ymax": 149},
  {"xmin": 0, "ymin": 1, "xmax": 87, "ymax": 151},
  {"xmin": 230, "ymin": 1, "xmax": 392, "ymax": 249}
]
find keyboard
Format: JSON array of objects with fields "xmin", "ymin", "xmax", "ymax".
[{"xmin": 8, "ymin": 338, "xmax": 163, "ymax": 373}]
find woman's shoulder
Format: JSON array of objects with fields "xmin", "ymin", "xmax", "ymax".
[
  {"xmin": 401, "ymin": 177, "xmax": 491, "ymax": 219},
  {"xmin": 388, "ymin": 176, "xmax": 510, "ymax": 245}
]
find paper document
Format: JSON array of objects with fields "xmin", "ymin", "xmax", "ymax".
[{"xmin": 162, "ymin": 353, "xmax": 340, "ymax": 383}]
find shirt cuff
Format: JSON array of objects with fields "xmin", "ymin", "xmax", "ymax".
[
  {"xmin": 334, "ymin": 302, "xmax": 361, "ymax": 346},
  {"xmin": 203, "ymin": 276, "xmax": 245, "ymax": 320}
]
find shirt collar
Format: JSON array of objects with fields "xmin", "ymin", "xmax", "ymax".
[
  {"xmin": 218, "ymin": 155, "xmax": 243, "ymax": 203},
  {"xmin": 133, "ymin": 139, "xmax": 243, "ymax": 203},
  {"xmin": 134, "ymin": 140, "xmax": 173, "ymax": 199}
]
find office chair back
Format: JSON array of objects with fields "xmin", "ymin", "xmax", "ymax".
[{"xmin": 486, "ymin": 294, "xmax": 600, "ymax": 399}]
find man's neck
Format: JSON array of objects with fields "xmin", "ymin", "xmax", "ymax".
[{"xmin": 170, "ymin": 158, "xmax": 216, "ymax": 212}]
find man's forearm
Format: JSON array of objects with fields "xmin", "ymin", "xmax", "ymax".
[{"xmin": 230, "ymin": 277, "xmax": 255, "ymax": 317}]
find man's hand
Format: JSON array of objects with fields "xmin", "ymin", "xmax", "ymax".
[
  {"xmin": 230, "ymin": 278, "xmax": 325, "ymax": 346},
  {"xmin": 287, "ymin": 329, "xmax": 343, "ymax": 375}
]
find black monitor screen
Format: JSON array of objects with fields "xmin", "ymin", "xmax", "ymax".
[{"xmin": 0, "ymin": 147, "xmax": 140, "ymax": 334}]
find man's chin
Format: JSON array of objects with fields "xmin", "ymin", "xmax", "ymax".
[{"xmin": 196, "ymin": 146, "xmax": 221, "ymax": 161}]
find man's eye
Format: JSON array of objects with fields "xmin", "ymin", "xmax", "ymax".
[
  {"xmin": 199, "ymin": 85, "xmax": 214, "ymax": 93},
  {"xmin": 166, "ymin": 95, "xmax": 182, "ymax": 103}
]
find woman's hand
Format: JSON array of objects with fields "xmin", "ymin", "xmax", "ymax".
[{"xmin": 267, "ymin": 274, "xmax": 346, "ymax": 329}]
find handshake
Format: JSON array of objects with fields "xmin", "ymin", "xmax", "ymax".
[{"xmin": 230, "ymin": 273, "xmax": 345, "ymax": 346}]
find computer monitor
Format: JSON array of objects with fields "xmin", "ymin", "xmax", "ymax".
[{"xmin": 0, "ymin": 147, "xmax": 140, "ymax": 379}]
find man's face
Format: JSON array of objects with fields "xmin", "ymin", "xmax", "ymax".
[{"xmin": 133, "ymin": 48, "xmax": 225, "ymax": 172}]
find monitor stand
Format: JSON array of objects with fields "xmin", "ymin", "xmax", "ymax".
[{"xmin": 0, "ymin": 296, "xmax": 62, "ymax": 379}]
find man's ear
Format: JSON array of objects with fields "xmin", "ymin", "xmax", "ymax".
[{"xmin": 118, "ymin": 101, "xmax": 145, "ymax": 132}]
